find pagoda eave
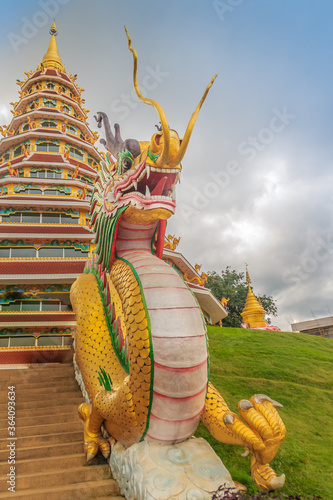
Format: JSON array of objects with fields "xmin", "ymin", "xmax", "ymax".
[
  {"xmin": 0, "ymin": 233, "xmax": 93, "ymax": 240},
  {"xmin": 0, "ymin": 152, "xmax": 100, "ymax": 173},
  {"xmin": 21, "ymin": 69, "xmax": 76, "ymax": 92},
  {"xmin": 4, "ymin": 108, "xmax": 89, "ymax": 131},
  {"xmin": 163, "ymin": 248, "xmax": 200, "ymax": 281},
  {"xmin": 0, "ymin": 197, "xmax": 91, "ymax": 207},
  {"xmin": 0, "ymin": 177, "xmax": 94, "ymax": 191},
  {"xmin": 0, "ymin": 128, "xmax": 101, "ymax": 159},
  {"xmin": 1, "ymin": 274, "xmax": 83, "ymax": 285},
  {"xmin": 0, "ymin": 225, "xmax": 92, "ymax": 235}
]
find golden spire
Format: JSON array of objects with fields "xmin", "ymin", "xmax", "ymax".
[
  {"xmin": 41, "ymin": 21, "xmax": 65, "ymax": 72},
  {"xmin": 245, "ymin": 263, "xmax": 251, "ymax": 285},
  {"xmin": 241, "ymin": 265, "xmax": 267, "ymax": 328}
]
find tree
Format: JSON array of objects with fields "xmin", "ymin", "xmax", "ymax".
[{"xmin": 206, "ymin": 267, "xmax": 277, "ymax": 327}]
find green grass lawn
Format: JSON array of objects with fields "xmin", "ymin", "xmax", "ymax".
[{"xmin": 195, "ymin": 326, "xmax": 333, "ymax": 499}]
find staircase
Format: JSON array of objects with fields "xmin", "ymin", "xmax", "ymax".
[{"xmin": 0, "ymin": 362, "xmax": 124, "ymax": 500}]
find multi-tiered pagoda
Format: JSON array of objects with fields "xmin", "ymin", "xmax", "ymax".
[{"xmin": 0, "ymin": 23, "xmax": 102, "ymax": 363}]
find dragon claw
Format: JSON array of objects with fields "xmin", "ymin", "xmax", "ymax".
[
  {"xmin": 239, "ymin": 399, "xmax": 253, "ymax": 411},
  {"xmin": 270, "ymin": 473, "xmax": 286, "ymax": 490},
  {"xmin": 253, "ymin": 394, "xmax": 283, "ymax": 407},
  {"xmin": 224, "ymin": 413, "xmax": 234, "ymax": 425},
  {"xmin": 86, "ymin": 452, "xmax": 95, "ymax": 462}
]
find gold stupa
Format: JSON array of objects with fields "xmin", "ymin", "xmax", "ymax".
[
  {"xmin": 241, "ymin": 265, "xmax": 267, "ymax": 328},
  {"xmin": 41, "ymin": 21, "xmax": 65, "ymax": 72}
]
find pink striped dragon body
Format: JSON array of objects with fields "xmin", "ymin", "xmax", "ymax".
[
  {"xmin": 70, "ymin": 28, "xmax": 286, "ymax": 491},
  {"xmin": 116, "ymin": 220, "xmax": 208, "ymax": 444}
]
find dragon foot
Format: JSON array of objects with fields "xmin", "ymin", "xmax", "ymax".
[
  {"xmin": 78, "ymin": 403, "xmax": 113, "ymax": 461},
  {"xmin": 251, "ymin": 458, "xmax": 285, "ymax": 491},
  {"xmin": 201, "ymin": 384, "xmax": 286, "ymax": 491},
  {"xmin": 227, "ymin": 394, "xmax": 286, "ymax": 491}
]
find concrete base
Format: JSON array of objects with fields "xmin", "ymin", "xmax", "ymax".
[{"xmin": 109, "ymin": 437, "xmax": 236, "ymax": 500}]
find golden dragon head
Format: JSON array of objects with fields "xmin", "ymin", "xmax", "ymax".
[{"xmin": 93, "ymin": 27, "xmax": 216, "ymax": 226}]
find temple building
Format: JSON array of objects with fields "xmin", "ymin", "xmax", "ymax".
[
  {"xmin": 241, "ymin": 266, "xmax": 268, "ymax": 329},
  {"xmin": 0, "ymin": 23, "xmax": 102, "ymax": 363},
  {"xmin": 291, "ymin": 316, "xmax": 333, "ymax": 338},
  {"xmin": 0, "ymin": 25, "xmax": 227, "ymax": 364}
]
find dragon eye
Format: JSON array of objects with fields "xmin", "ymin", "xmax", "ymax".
[{"xmin": 121, "ymin": 157, "xmax": 132, "ymax": 173}]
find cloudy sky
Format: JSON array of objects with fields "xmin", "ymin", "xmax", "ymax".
[{"xmin": 1, "ymin": 0, "xmax": 333, "ymax": 331}]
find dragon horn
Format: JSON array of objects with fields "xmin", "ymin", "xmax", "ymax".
[
  {"xmin": 125, "ymin": 26, "xmax": 170, "ymax": 167},
  {"xmin": 169, "ymin": 74, "xmax": 217, "ymax": 167}
]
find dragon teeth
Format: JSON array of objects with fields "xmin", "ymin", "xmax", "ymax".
[
  {"xmin": 146, "ymin": 165, "xmax": 151, "ymax": 179},
  {"xmin": 145, "ymin": 185, "xmax": 150, "ymax": 197},
  {"xmin": 133, "ymin": 180, "xmax": 138, "ymax": 190}
]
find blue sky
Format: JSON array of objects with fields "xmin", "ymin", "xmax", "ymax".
[{"xmin": 1, "ymin": 0, "xmax": 333, "ymax": 330}]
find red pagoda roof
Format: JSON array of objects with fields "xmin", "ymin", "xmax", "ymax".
[
  {"xmin": 0, "ymin": 260, "xmax": 86, "ymax": 275},
  {"xmin": 29, "ymin": 69, "xmax": 72, "ymax": 82},
  {"xmin": 27, "ymin": 153, "xmax": 65, "ymax": 163},
  {"xmin": 0, "ymin": 312, "xmax": 75, "ymax": 323},
  {"xmin": 3, "ymin": 157, "xmax": 23, "ymax": 166}
]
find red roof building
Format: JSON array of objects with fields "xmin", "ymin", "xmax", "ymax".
[{"xmin": 0, "ymin": 24, "xmax": 102, "ymax": 363}]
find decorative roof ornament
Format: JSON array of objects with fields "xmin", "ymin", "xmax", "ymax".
[
  {"xmin": 49, "ymin": 20, "xmax": 58, "ymax": 36},
  {"xmin": 41, "ymin": 21, "xmax": 65, "ymax": 72}
]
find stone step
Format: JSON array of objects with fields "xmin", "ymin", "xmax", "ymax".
[
  {"xmin": 0, "ymin": 395, "xmax": 84, "ymax": 412},
  {"xmin": 0, "ymin": 364, "xmax": 75, "ymax": 376},
  {"xmin": 0, "ymin": 453, "xmax": 87, "ymax": 475},
  {"xmin": 0, "ymin": 464, "xmax": 112, "ymax": 490},
  {"xmin": 0, "ymin": 479, "xmax": 122, "ymax": 500},
  {"xmin": 1, "ymin": 373, "xmax": 75, "ymax": 384},
  {"xmin": 0, "ymin": 385, "xmax": 81, "ymax": 402},
  {"xmin": 0, "ymin": 363, "xmax": 125, "ymax": 499},
  {"xmin": 0, "ymin": 398, "xmax": 83, "ymax": 421},
  {"xmin": 0, "ymin": 430, "xmax": 84, "ymax": 449},
  {"xmin": 1, "ymin": 402, "xmax": 81, "ymax": 420},
  {"xmin": 3, "ymin": 369, "xmax": 76, "ymax": 380},
  {"xmin": 1, "ymin": 365, "xmax": 75, "ymax": 375},
  {"xmin": 0, "ymin": 467, "xmax": 120, "ymax": 496},
  {"xmin": 0, "ymin": 378, "xmax": 79, "ymax": 390},
  {"xmin": 0, "ymin": 409, "xmax": 80, "ymax": 428},
  {"xmin": 0, "ymin": 440, "xmax": 83, "ymax": 463},
  {"xmin": 0, "ymin": 420, "xmax": 82, "ymax": 438},
  {"xmin": 0, "ymin": 386, "xmax": 83, "ymax": 402}
]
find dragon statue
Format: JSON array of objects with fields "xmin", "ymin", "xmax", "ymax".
[{"xmin": 71, "ymin": 28, "xmax": 286, "ymax": 496}]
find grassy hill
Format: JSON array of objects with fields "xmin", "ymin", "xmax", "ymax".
[{"xmin": 195, "ymin": 326, "xmax": 333, "ymax": 499}]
